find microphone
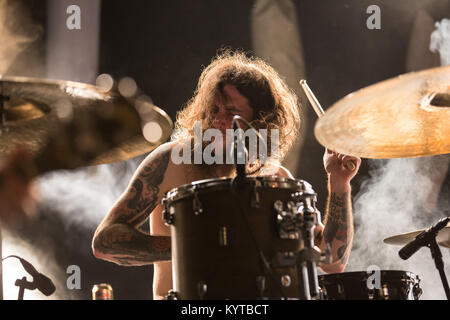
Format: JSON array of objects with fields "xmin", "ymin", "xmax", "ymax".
[
  {"xmin": 18, "ymin": 257, "xmax": 56, "ymax": 296},
  {"xmin": 399, "ymin": 217, "xmax": 450, "ymax": 260},
  {"xmin": 232, "ymin": 116, "xmax": 247, "ymax": 179}
]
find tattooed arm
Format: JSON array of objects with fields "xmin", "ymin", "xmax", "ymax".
[
  {"xmin": 315, "ymin": 149, "xmax": 361, "ymax": 273},
  {"xmin": 316, "ymin": 188, "xmax": 353, "ymax": 273},
  {"xmin": 92, "ymin": 143, "xmax": 174, "ymax": 266}
]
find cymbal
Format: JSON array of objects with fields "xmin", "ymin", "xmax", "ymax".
[
  {"xmin": 314, "ymin": 66, "xmax": 450, "ymax": 158},
  {"xmin": 89, "ymin": 104, "xmax": 173, "ymax": 165},
  {"xmin": 0, "ymin": 76, "xmax": 173, "ymax": 172},
  {"xmin": 384, "ymin": 224, "xmax": 450, "ymax": 248}
]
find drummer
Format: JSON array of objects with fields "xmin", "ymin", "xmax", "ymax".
[{"xmin": 92, "ymin": 50, "xmax": 361, "ymax": 300}]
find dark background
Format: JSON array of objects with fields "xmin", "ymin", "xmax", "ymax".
[{"xmin": 3, "ymin": 0, "xmax": 449, "ymax": 300}]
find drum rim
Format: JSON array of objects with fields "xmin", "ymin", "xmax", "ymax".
[
  {"xmin": 162, "ymin": 176, "xmax": 313, "ymax": 203},
  {"xmin": 318, "ymin": 270, "xmax": 419, "ymax": 281}
]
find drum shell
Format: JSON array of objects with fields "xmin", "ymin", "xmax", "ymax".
[
  {"xmin": 165, "ymin": 179, "xmax": 307, "ymax": 299},
  {"xmin": 319, "ymin": 270, "xmax": 421, "ymax": 300}
]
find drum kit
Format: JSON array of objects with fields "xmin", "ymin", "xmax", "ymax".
[{"xmin": 0, "ymin": 65, "xmax": 449, "ymax": 300}]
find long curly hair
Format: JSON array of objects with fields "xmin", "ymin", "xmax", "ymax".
[{"xmin": 172, "ymin": 50, "xmax": 301, "ymax": 162}]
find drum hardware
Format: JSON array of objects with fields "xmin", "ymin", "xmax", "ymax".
[
  {"xmin": 250, "ymin": 180, "xmax": 261, "ymax": 209},
  {"xmin": 272, "ymin": 188, "xmax": 323, "ymax": 299},
  {"xmin": 413, "ymin": 278, "xmax": 423, "ymax": 299},
  {"xmin": 192, "ymin": 187, "xmax": 203, "ymax": 216},
  {"xmin": 163, "ymin": 204, "xmax": 175, "ymax": 225},
  {"xmin": 231, "ymin": 116, "xmax": 247, "ymax": 184},
  {"xmin": 255, "ymin": 275, "xmax": 267, "ymax": 299},
  {"xmin": 219, "ymin": 226, "xmax": 228, "ymax": 246},
  {"xmin": 274, "ymin": 200, "xmax": 303, "ymax": 240},
  {"xmin": 381, "ymin": 284, "xmax": 389, "ymax": 300},
  {"xmin": 197, "ymin": 281, "xmax": 207, "ymax": 300},
  {"xmin": 0, "ymin": 93, "xmax": 10, "ymax": 132}
]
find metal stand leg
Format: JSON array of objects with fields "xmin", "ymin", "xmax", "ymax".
[
  {"xmin": 0, "ymin": 225, "xmax": 3, "ymax": 300},
  {"xmin": 429, "ymin": 238, "xmax": 450, "ymax": 300},
  {"xmin": 298, "ymin": 262, "xmax": 311, "ymax": 300}
]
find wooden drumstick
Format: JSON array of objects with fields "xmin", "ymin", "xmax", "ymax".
[{"xmin": 299, "ymin": 80, "xmax": 356, "ymax": 171}]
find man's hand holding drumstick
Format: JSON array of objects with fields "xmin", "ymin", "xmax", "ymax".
[{"xmin": 299, "ymin": 79, "xmax": 361, "ymax": 183}]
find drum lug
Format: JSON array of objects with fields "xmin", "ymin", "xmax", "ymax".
[
  {"xmin": 197, "ymin": 281, "xmax": 207, "ymax": 299},
  {"xmin": 166, "ymin": 290, "xmax": 179, "ymax": 300},
  {"xmin": 256, "ymin": 275, "xmax": 266, "ymax": 298},
  {"xmin": 163, "ymin": 205, "xmax": 175, "ymax": 225},
  {"xmin": 193, "ymin": 192, "xmax": 203, "ymax": 215},
  {"xmin": 251, "ymin": 180, "xmax": 261, "ymax": 208},
  {"xmin": 380, "ymin": 284, "xmax": 390, "ymax": 300},
  {"xmin": 219, "ymin": 226, "xmax": 228, "ymax": 246},
  {"xmin": 413, "ymin": 281, "xmax": 423, "ymax": 300}
]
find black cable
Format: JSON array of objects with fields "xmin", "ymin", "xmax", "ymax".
[
  {"xmin": 231, "ymin": 115, "xmax": 271, "ymax": 169},
  {"xmin": 1, "ymin": 255, "xmax": 21, "ymax": 262},
  {"xmin": 230, "ymin": 186, "xmax": 288, "ymax": 299},
  {"xmin": 228, "ymin": 119, "xmax": 287, "ymax": 298}
]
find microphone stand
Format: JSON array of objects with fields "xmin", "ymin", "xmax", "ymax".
[
  {"xmin": 15, "ymin": 276, "xmax": 36, "ymax": 300},
  {"xmin": 428, "ymin": 236, "xmax": 450, "ymax": 300},
  {"xmin": 231, "ymin": 116, "xmax": 247, "ymax": 187},
  {"xmin": 399, "ymin": 216, "xmax": 450, "ymax": 300}
]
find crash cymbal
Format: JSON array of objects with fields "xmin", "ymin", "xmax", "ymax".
[
  {"xmin": 89, "ymin": 103, "xmax": 173, "ymax": 165},
  {"xmin": 384, "ymin": 224, "xmax": 450, "ymax": 248},
  {"xmin": 314, "ymin": 66, "xmax": 450, "ymax": 158},
  {"xmin": 0, "ymin": 76, "xmax": 173, "ymax": 172}
]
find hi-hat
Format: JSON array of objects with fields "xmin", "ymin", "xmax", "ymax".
[
  {"xmin": 0, "ymin": 76, "xmax": 173, "ymax": 173},
  {"xmin": 314, "ymin": 66, "xmax": 450, "ymax": 158},
  {"xmin": 384, "ymin": 224, "xmax": 450, "ymax": 249}
]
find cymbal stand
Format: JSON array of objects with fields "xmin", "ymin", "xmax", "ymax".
[
  {"xmin": 428, "ymin": 236, "xmax": 450, "ymax": 299},
  {"xmin": 0, "ymin": 87, "xmax": 8, "ymax": 300}
]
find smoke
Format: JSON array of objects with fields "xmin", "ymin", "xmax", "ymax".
[
  {"xmin": 344, "ymin": 16, "xmax": 450, "ymax": 300},
  {"xmin": 430, "ymin": 18, "xmax": 450, "ymax": 66},
  {"xmin": 0, "ymin": 0, "xmax": 140, "ymax": 299},
  {"xmin": 0, "ymin": 0, "xmax": 42, "ymax": 74},
  {"xmin": 347, "ymin": 156, "xmax": 450, "ymax": 300},
  {"xmin": 36, "ymin": 159, "xmax": 141, "ymax": 229}
]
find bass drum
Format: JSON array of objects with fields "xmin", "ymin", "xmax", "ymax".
[
  {"xmin": 319, "ymin": 270, "xmax": 422, "ymax": 300},
  {"xmin": 162, "ymin": 176, "xmax": 319, "ymax": 300}
]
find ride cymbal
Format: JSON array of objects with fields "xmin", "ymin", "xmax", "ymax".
[{"xmin": 314, "ymin": 66, "xmax": 450, "ymax": 158}]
